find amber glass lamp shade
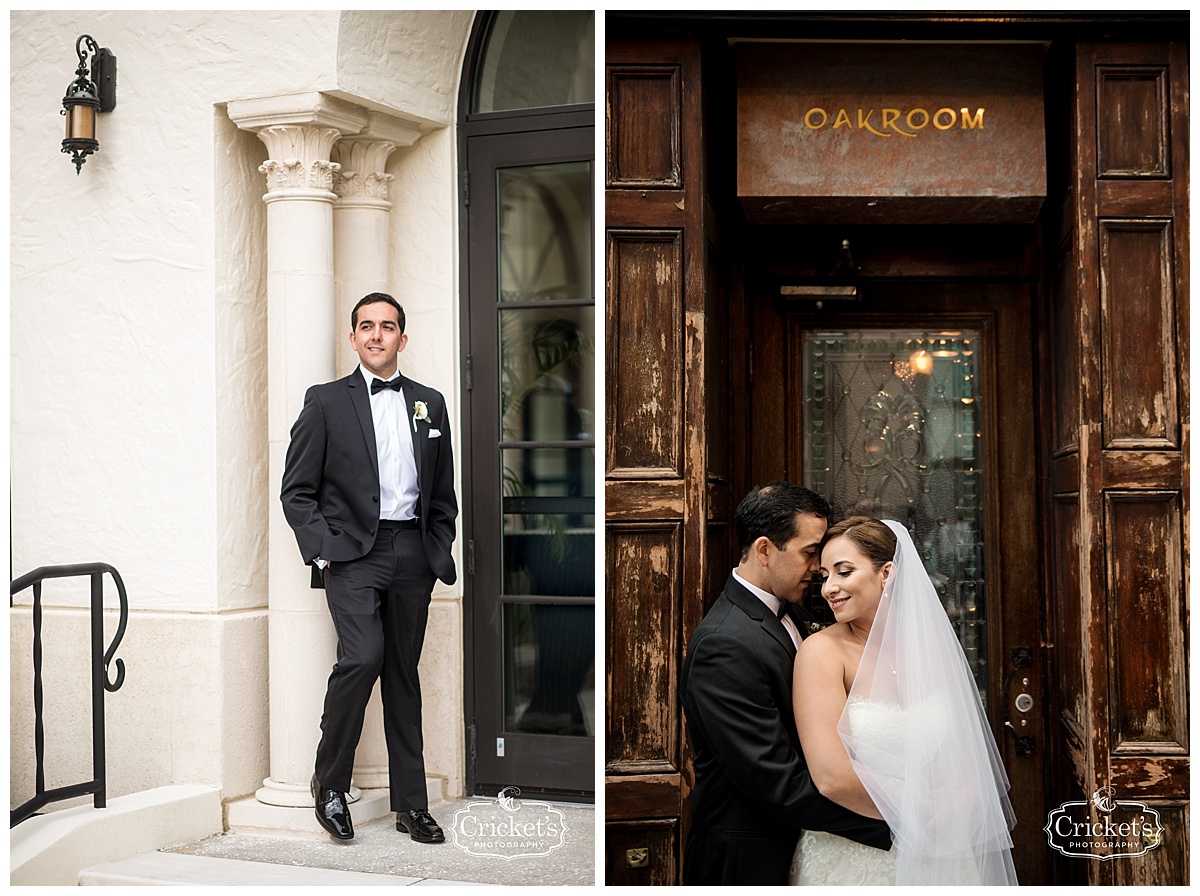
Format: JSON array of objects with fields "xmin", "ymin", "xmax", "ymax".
[
  {"xmin": 65, "ymin": 98, "xmax": 96, "ymax": 142},
  {"xmin": 62, "ymin": 78, "xmax": 100, "ymax": 174}
]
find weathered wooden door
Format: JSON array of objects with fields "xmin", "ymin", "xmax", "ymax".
[
  {"xmin": 1042, "ymin": 40, "xmax": 1189, "ymax": 884},
  {"xmin": 604, "ymin": 37, "xmax": 735, "ymax": 884}
]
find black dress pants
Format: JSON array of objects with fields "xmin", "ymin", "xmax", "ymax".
[{"xmin": 314, "ymin": 523, "xmax": 436, "ymax": 811}]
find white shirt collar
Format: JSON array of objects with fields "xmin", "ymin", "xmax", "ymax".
[
  {"xmin": 733, "ymin": 568, "xmax": 784, "ymax": 618},
  {"xmin": 359, "ymin": 365, "xmax": 401, "ymax": 389}
]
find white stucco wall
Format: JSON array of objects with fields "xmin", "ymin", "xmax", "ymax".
[
  {"xmin": 11, "ymin": 10, "xmax": 349, "ymax": 611},
  {"xmin": 11, "ymin": 9, "xmax": 472, "ymax": 809}
]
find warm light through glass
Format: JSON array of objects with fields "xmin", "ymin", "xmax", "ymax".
[{"xmin": 909, "ymin": 350, "xmax": 934, "ymax": 375}]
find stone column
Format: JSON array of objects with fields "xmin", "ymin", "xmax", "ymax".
[
  {"xmin": 331, "ymin": 113, "xmax": 422, "ymax": 379},
  {"xmin": 328, "ymin": 115, "xmax": 423, "ymax": 788},
  {"xmin": 227, "ymin": 93, "xmax": 367, "ymax": 810}
]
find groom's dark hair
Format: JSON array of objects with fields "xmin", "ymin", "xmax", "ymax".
[
  {"xmin": 734, "ymin": 482, "xmax": 831, "ymax": 561},
  {"xmin": 351, "ymin": 292, "xmax": 406, "ymax": 332}
]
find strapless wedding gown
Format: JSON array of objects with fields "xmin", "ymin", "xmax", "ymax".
[{"xmin": 788, "ymin": 697, "xmax": 901, "ymax": 886}]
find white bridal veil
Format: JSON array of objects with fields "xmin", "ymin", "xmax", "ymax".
[{"xmin": 836, "ymin": 519, "xmax": 1018, "ymax": 885}]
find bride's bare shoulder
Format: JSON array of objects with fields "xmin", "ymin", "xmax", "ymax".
[
  {"xmin": 794, "ymin": 624, "xmax": 854, "ymax": 691},
  {"xmin": 796, "ymin": 623, "xmax": 852, "ymax": 660}
]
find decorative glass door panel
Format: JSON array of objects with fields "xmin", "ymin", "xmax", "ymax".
[{"xmin": 802, "ymin": 329, "xmax": 988, "ymax": 698}]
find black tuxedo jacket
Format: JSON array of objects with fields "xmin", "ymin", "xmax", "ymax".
[
  {"xmin": 679, "ymin": 574, "xmax": 891, "ymax": 885},
  {"xmin": 280, "ymin": 369, "xmax": 457, "ymax": 588}
]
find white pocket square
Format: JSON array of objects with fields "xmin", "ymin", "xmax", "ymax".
[{"xmin": 429, "ymin": 428, "xmax": 442, "ymax": 438}]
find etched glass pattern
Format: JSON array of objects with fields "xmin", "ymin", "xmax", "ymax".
[{"xmin": 803, "ymin": 330, "xmax": 987, "ymax": 696}]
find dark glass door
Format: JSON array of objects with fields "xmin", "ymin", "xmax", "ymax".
[{"xmin": 463, "ymin": 124, "xmax": 595, "ymax": 795}]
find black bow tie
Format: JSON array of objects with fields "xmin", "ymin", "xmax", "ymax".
[
  {"xmin": 371, "ymin": 377, "xmax": 403, "ymax": 394},
  {"xmin": 777, "ymin": 603, "xmax": 789, "ymax": 620}
]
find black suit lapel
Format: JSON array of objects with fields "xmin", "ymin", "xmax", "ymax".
[
  {"xmin": 405, "ymin": 381, "xmax": 424, "ymax": 484},
  {"xmin": 399, "ymin": 378, "xmax": 428, "ymax": 520},
  {"xmin": 724, "ymin": 576, "xmax": 796, "ymax": 658},
  {"xmin": 347, "ymin": 373, "xmax": 379, "ymax": 476}
]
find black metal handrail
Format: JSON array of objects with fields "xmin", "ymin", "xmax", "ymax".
[{"xmin": 10, "ymin": 563, "xmax": 129, "ymax": 827}]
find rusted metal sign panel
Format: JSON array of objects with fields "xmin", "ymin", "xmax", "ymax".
[{"xmin": 737, "ymin": 43, "xmax": 1046, "ymax": 224}]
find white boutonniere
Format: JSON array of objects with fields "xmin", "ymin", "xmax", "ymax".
[
  {"xmin": 804, "ymin": 621, "xmax": 828, "ymax": 635},
  {"xmin": 412, "ymin": 400, "xmax": 430, "ymax": 430}
]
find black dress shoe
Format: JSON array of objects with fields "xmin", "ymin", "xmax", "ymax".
[
  {"xmin": 311, "ymin": 775, "xmax": 354, "ymax": 840},
  {"xmin": 396, "ymin": 808, "xmax": 445, "ymax": 843}
]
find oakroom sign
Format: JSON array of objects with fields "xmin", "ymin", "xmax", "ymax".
[{"xmin": 737, "ymin": 42, "xmax": 1047, "ymax": 224}]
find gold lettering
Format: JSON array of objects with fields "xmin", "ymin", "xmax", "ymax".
[
  {"xmin": 933, "ymin": 108, "xmax": 957, "ymax": 130},
  {"xmin": 857, "ymin": 108, "xmax": 888, "ymax": 137},
  {"xmin": 803, "ymin": 105, "xmax": 985, "ymax": 137},
  {"xmin": 882, "ymin": 108, "xmax": 916, "ymax": 137},
  {"xmin": 961, "ymin": 107, "xmax": 985, "ymax": 129},
  {"xmin": 906, "ymin": 108, "xmax": 930, "ymax": 131}
]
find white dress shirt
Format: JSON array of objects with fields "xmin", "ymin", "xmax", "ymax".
[
  {"xmin": 733, "ymin": 569, "xmax": 802, "ymax": 649},
  {"xmin": 361, "ymin": 365, "xmax": 419, "ymax": 521}
]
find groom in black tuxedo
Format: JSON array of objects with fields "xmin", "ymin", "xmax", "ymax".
[
  {"xmin": 281, "ymin": 292, "xmax": 457, "ymax": 844},
  {"xmin": 680, "ymin": 483, "xmax": 891, "ymax": 884}
]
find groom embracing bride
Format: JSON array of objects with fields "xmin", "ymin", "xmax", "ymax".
[
  {"xmin": 680, "ymin": 482, "xmax": 1017, "ymax": 886},
  {"xmin": 680, "ymin": 483, "xmax": 890, "ymax": 884}
]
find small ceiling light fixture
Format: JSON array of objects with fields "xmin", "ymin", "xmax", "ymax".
[{"xmin": 61, "ymin": 34, "xmax": 117, "ymax": 174}]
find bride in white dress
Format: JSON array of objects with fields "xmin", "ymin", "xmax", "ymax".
[{"xmin": 788, "ymin": 517, "xmax": 1018, "ymax": 886}]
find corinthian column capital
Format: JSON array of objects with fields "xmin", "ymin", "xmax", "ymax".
[
  {"xmin": 228, "ymin": 93, "xmax": 370, "ymax": 195},
  {"xmin": 331, "ymin": 113, "xmax": 423, "ymax": 202},
  {"xmin": 256, "ymin": 128, "xmax": 343, "ymax": 192},
  {"xmin": 332, "ymin": 140, "xmax": 395, "ymax": 201}
]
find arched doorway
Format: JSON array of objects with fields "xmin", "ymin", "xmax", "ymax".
[{"xmin": 458, "ymin": 11, "xmax": 596, "ymax": 798}]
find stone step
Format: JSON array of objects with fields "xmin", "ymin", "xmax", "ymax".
[
  {"xmin": 226, "ymin": 780, "xmax": 444, "ymax": 836},
  {"xmin": 10, "ymin": 785, "xmax": 224, "ymax": 886},
  {"xmin": 78, "ymin": 850, "xmax": 476, "ymax": 886}
]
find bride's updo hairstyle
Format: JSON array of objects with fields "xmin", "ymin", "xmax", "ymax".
[{"xmin": 820, "ymin": 516, "xmax": 897, "ymax": 571}]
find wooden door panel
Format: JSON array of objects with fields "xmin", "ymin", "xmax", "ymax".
[
  {"xmin": 1099, "ymin": 220, "xmax": 1179, "ymax": 449},
  {"xmin": 1104, "ymin": 491, "xmax": 1187, "ymax": 752},
  {"xmin": 605, "ymin": 230, "xmax": 685, "ymax": 477},
  {"xmin": 604, "ymin": 523, "xmax": 682, "ymax": 771},
  {"xmin": 1112, "ymin": 803, "xmax": 1190, "ymax": 886},
  {"xmin": 1095, "ymin": 65, "xmax": 1171, "ymax": 178},
  {"xmin": 606, "ymin": 65, "xmax": 682, "ymax": 188},
  {"xmin": 605, "ymin": 818, "xmax": 679, "ymax": 886}
]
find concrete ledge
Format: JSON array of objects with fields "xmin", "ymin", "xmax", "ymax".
[
  {"xmin": 79, "ymin": 851, "xmax": 423, "ymax": 886},
  {"xmin": 10, "ymin": 784, "xmax": 223, "ymax": 886}
]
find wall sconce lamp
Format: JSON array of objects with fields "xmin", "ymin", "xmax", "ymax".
[{"xmin": 61, "ymin": 35, "xmax": 117, "ymax": 174}]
